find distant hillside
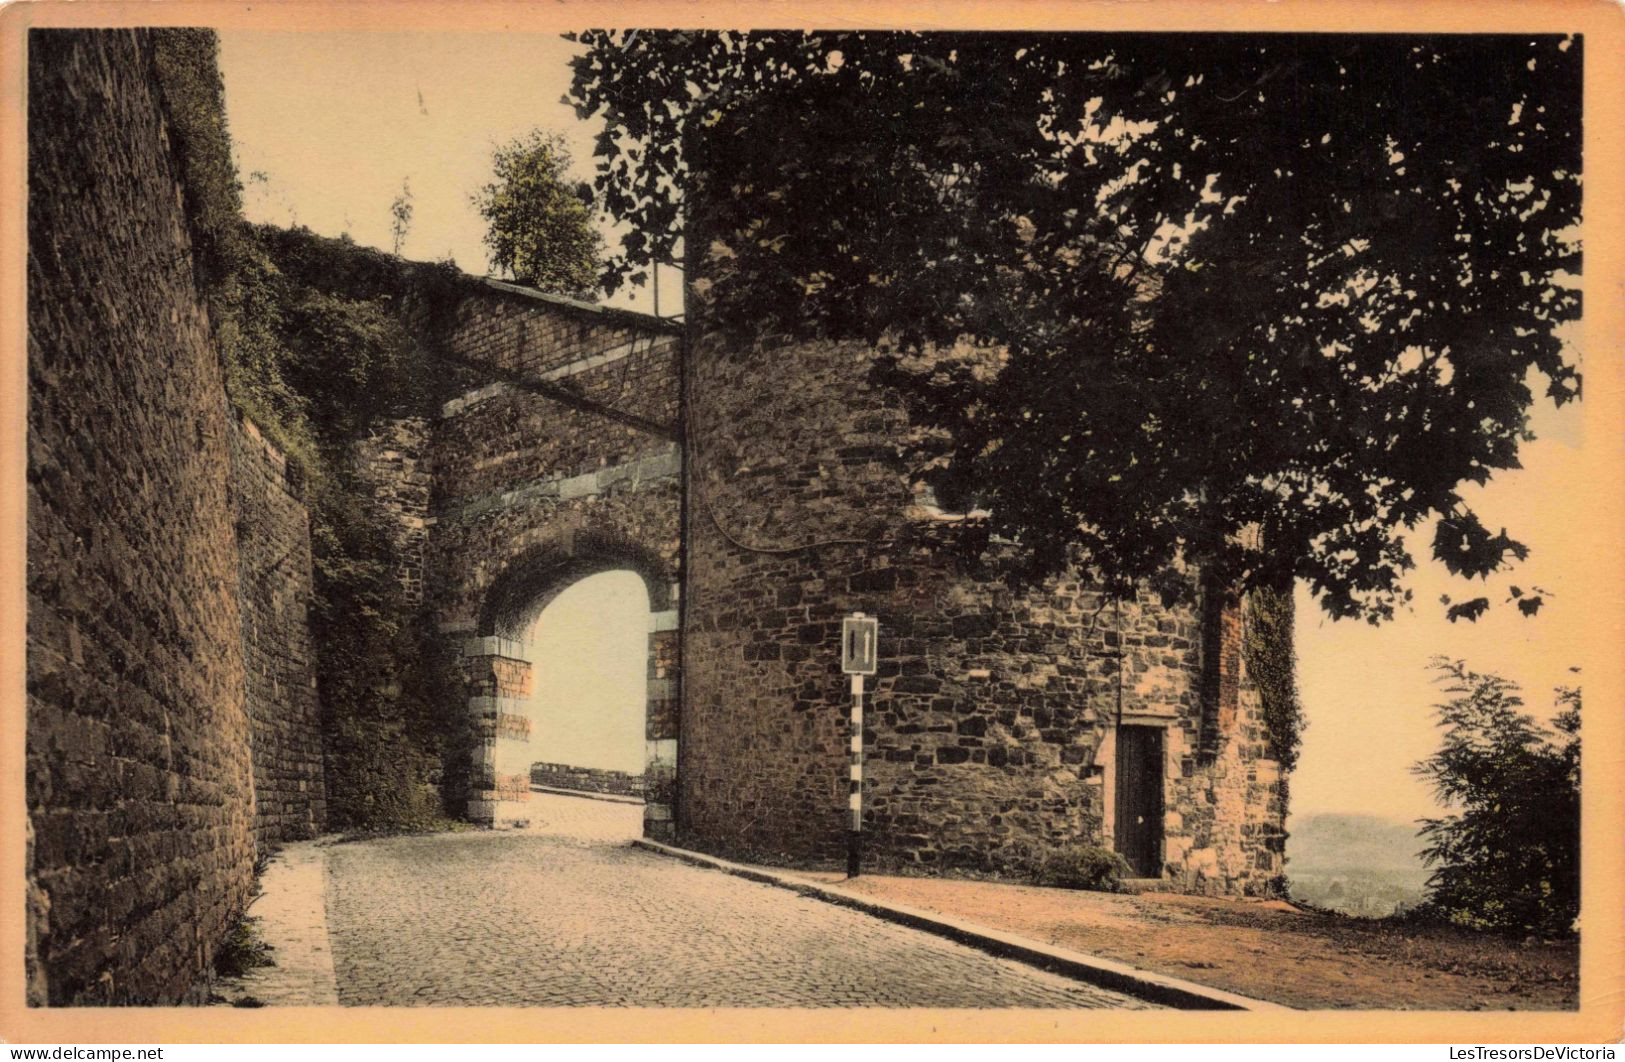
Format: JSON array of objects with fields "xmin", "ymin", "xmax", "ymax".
[
  {"xmin": 1287, "ymin": 813, "xmax": 1432, "ymax": 916},
  {"xmin": 1290, "ymin": 813, "xmax": 1431, "ymax": 877}
]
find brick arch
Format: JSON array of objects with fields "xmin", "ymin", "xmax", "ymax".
[
  {"xmin": 461, "ymin": 527, "xmax": 681, "ymax": 835},
  {"xmin": 336, "ymin": 251, "xmax": 685, "ymax": 837},
  {"xmin": 478, "ymin": 529, "xmax": 674, "ymax": 641}
]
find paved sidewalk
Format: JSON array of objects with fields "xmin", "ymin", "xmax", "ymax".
[
  {"xmin": 225, "ymin": 792, "xmax": 1152, "ymax": 1009},
  {"xmin": 214, "ymin": 842, "xmax": 339, "ymax": 1007}
]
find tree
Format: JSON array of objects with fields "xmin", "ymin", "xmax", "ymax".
[
  {"xmin": 566, "ymin": 32, "xmax": 1581, "ymax": 621},
  {"xmin": 1413, "ymin": 658, "xmax": 1579, "ymax": 937},
  {"xmin": 389, "ymin": 177, "xmax": 413, "ymax": 255},
  {"xmin": 471, "ymin": 129, "xmax": 602, "ymax": 298}
]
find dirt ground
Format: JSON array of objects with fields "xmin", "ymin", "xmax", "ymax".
[{"xmin": 782, "ymin": 871, "xmax": 1577, "ymax": 1010}]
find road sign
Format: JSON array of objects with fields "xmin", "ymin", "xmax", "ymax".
[
  {"xmin": 841, "ymin": 612, "xmax": 878, "ymax": 676},
  {"xmin": 842, "ymin": 612, "xmax": 877, "ymax": 878}
]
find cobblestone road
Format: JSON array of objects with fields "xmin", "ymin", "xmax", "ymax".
[{"xmin": 320, "ymin": 792, "xmax": 1151, "ymax": 1007}]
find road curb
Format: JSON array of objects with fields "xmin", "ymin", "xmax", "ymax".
[{"xmin": 632, "ymin": 838, "xmax": 1290, "ymax": 1012}]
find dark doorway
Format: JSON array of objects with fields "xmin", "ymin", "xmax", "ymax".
[{"xmin": 1114, "ymin": 725, "xmax": 1165, "ymax": 877}]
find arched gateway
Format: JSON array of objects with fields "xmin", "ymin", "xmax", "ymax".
[
  {"xmin": 331, "ymin": 222, "xmax": 1286, "ymax": 895},
  {"xmin": 462, "ymin": 533, "xmax": 679, "ymax": 833},
  {"xmin": 340, "ymin": 263, "xmax": 686, "ymax": 840}
]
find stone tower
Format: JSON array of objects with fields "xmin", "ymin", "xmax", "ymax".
[{"xmin": 678, "ymin": 182, "xmax": 1289, "ymax": 897}]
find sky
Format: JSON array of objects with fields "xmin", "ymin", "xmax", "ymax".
[
  {"xmin": 219, "ymin": 31, "xmax": 682, "ymax": 316},
  {"xmin": 523, "ymin": 572, "xmax": 649, "ymax": 776},
  {"xmin": 218, "ymin": 30, "xmax": 1588, "ymax": 829}
]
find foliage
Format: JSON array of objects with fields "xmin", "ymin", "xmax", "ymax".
[
  {"xmin": 567, "ymin": 31, "xmax": 1581, "ymax": 621},
  {"xmin": 276, "ymin": 289, "xmax": 420, "ymax": 438},
  {"xmin": 1244, "ymin": 586, "xmax": 1304, "ymax": 772},
  {"xmin": 253, "ymin": 224, "xmax": 471, "ymax": 318},
  {"xmin": 151, "ymin": 32, "xmax": 321, "ymax": 478},
  {"xmin": 1028, "ymin": 844, "xmax": 1133, "ymax": 892},
  {"xmin": 1411, "ymin": 658, "xmax": 1579, "ymax": 937},
  {"xmin": 213, "ymin": 916, "xmax": 274, "ymax": 977},
  {"xmin": 151, "ymin": 29, "xmax": 251, "ymax": 296},
  {"xmin": 471, "ymin": 129, "xmax": 603, "ymax": 297}
]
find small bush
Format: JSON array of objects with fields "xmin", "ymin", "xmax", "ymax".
[
  {"xmin": 213, "ymin": 917, "xmax": 273, "ymax": 978},
  {"xmin": 1029, "ymin": 845, "xmax": 1133, "ymax": 892}
]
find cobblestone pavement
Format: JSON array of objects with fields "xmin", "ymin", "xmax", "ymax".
[{"xmin": 320, "ymin": 792, "xmax": 1152, "ymax": 1007}]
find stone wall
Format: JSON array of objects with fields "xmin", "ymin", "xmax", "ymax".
[
  {"xmin": 352, "ymin": 417, "xmax": 432, "ymax": 606},
  {"xmin": 421, "ymin": 281, "xmax": 685, "ymax": 833},
  {"xmin": 681, "ymin": 220, "xmax": 1289, "ymax": 893},
  {"xmin": 228, "ymin": 413, "xmax": 326, "ymax": 849},
  {"xmin": 530, "ymin": 763, "xmax": 646, "ymax": 799},
  {"xmin": 25, "ymin": 29, "xmax": 257, "ymax": 1004},
  {"xmin": 432, "ymin": 281, "xmax": 681, "ymax": 502}
]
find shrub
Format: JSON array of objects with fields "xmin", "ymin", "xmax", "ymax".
[
  {"xmin": 1029, "ymin": 845, "xmax": 1133, "ymax": 892},
  {"xmin": 1412, "ymin": 658, "xmax": 1579, "ymax": 938}
]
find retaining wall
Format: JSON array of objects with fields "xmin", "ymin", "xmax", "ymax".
[
  {"xmin": 26, "ymin": 29, "xmax": 258, "ymax": 1004},
  {"xmin": 228, "ymin": 414, "xmax": 326, "ymax": 849}
]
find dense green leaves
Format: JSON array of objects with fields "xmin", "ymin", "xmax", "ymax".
[
  {"xmin": 471, "ymin": 129, "xmax": 603, "ymax": 297},
  {"xmin": 567, "ymin": 31, "xmax": 1581, "ymax": 622},
  {"xmin": 1412, "ymin": 659, "xmax": 1579, "ymax": 937}
]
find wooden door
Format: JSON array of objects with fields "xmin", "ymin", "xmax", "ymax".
[{"xmin": 1114, "ymin": 726, "xmax": 1165, "ymax": 877}]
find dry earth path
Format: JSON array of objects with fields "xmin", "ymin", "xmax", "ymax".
[{"xmin": 783, "ymin": 872, "xmax": 1578, "ymax": 1010}]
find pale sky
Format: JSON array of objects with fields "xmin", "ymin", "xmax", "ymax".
[
  {"xmin": 218, "ymin": 31, "xmax": 1588, "ymax": 829},
  {"xmin": 219, "ymin": 31, "xmax": 681, "ymax": 316},
  {"xmin": 524, "ymin": 571, "xmax": 649, "ymax": 776}
]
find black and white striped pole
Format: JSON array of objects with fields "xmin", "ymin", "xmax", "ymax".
[{"xmin": 841, "ymin": 612, "xmax": 878, "ymax": 878}]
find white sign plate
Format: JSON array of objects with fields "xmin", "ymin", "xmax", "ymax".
[{"xmin": 841, "ymin": 613, "xmax": 879, "ymax": 676}]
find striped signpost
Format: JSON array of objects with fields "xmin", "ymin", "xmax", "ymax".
[{"xmin": 841, "ymin": 612, "xmax": 878, "ymax": 878}]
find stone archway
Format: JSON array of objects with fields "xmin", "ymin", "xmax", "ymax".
[{"xmin": 462, "ymin": 530, "xmax": 679, "ymax": 837}]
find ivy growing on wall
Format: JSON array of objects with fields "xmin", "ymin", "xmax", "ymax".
[
  {"xmin": 152, "ymin": 30, "xmax": 466, "ymax": 832},
  {"xmin": 1243, "ymin": 586, "xmax": 1304, "ymax": 774}
]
